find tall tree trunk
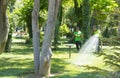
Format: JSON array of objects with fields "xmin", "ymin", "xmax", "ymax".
[
  {"xmin": 82, "ymin": 0, "xmax": 91, "ymax": 41},
  {"xmin": 4, "ymin": 33, "xmax": 12, "ymax": 52},
  {"xmin": 32, "ymin": 0, "xmax": 40, "ymax": 74},
  {"xmin": 5, "ymin": 3, "xmax": 14, "ymax": 52},
  {"xmin": 40, "ymin": 0, "xmax": 61, "ymax": 77},
  {"xmin": 0, "ymin": 0, "xmax": 9, "ymax": 53},
  {"xmin": 74, "ymin": 0, "xmax": 82, "ymax": 28},
  {"xmin": 27, "ymin": 16, "xmax": 33, "ymax": 39},
  {"xmin": 54, "ymin": 5, "xmax": 62, "ymax": 50}
]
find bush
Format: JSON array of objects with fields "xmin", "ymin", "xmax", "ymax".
[
  {"xmin": 102, "ymin": 36, "xmax": 120, "ymax": 46},
  {"xmin": 59, "ymin": 24, "xmax": 70, "ymax": 36}
]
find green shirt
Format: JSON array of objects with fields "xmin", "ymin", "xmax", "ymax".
[
  {"xmin": 94, "ymin": 29, "xmax": 101, "ymax": 38},
  {"xmin": 74, "ymin": 31, "xmax": 82, "ymax": 41}
]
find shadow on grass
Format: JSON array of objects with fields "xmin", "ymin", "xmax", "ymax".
[
  {"xmin": 51, "ymin": 60, "xmax": 106, "ymax": 78},
  {"xmin": 51, "ymin": 71, "xmax": 100, "ymax": 78},
  {"xmin": 53, "ymin": 48, "xmax": 77, "ymax": 54},
  {"xmin": 111, "ymin": 47, "xmax": 120, "ymax": 50},
  {"xmin": 0, "ymin": 68, "xmax": 33, "ymax": 77},
  {"xmin": 11, "ymin": 43, "xmax": 33, "ymax": 55},
  {"xmin": 0, "ymin": 58, "xmax": 34, "ymax": 77},
  {"xmin": 51, "ymin": 58, "xmax": 69, "ymax": 74}
]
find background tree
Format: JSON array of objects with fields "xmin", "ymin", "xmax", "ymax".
[
  {"xmin": 82, "ymin": 0, "xmax": 91, "ymax": 40},
  {"xmin": 74, "ymin": 0, "xmax": 82, "ymax": 27},
  {"xmin": 0, "ymin": 0, "xmax": 9, "ymax": 53},
  {"xmin": 103, "ymin": 0, "xmax": 120, "ymax": 37},
  {"xmin": 15, "ymin": 0, "xmax": 47, "ymax": 41},
  {"xmin": 5, "ymin": 0, "xmax": 16, "ymax": 52},
  {"xmin": 19, "ymin": 0, "xmax": 34, "ymax": 39},
  {"xmin": 39, "ymin": 0, "xmax": 61, "ymax": 77},
  {"xmin": 32, "ymin": 0, "xmax": 40, "ymax": 74},
  {"xmin": 90, "ymin": 0, "xmax": 118, "ymax": 36},
  {"xmin": 53, "ymin": 4, "xmax": 62, "ymax": 50}
]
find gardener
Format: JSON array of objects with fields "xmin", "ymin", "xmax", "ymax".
[
  {"xmin": 93, "ymin": 26, "xmax": 102, "ymax": 52},
  {"xmin": 71, "ymin": 27, "xmax": 83, "ymax": 51}
]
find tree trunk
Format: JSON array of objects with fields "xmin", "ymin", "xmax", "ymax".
[
  {"xmin": 40, "ymin": 0, "xmax": 61, "ymax": 77},
  {"xmin": 27, "ymin": 16, "xmax": 33, "ymax": 39},
  {"xmin": 0, "ymin": 0, "xmax": 9, "ymax": 53},
  {"xmin": 54, "ymin": 5, "xmax": 62, "ymax": 50},
  {"xmin": 5, "ymin": 15, "xmax": 14, "ymax": 52},
  {"xmin": 82, "ymin": 0, "xmax": 91, "ymax": 41},
  {"xmin": 74, "ymin": 0, "xmax": 82, "ymax": 28},
  {"xmin": 4, "ymin": 33, "xmax": 12, "ymax": 52},
  {"xmin": 32, "ymin": 0, "xmax": 40, "ymax": 74}
]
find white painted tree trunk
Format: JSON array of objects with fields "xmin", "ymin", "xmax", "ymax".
[
  {"xmin": 39, "ymin": 0, "xmax": 61, "ymax": 77},
  {"xmin": 0, "ymin": 0, "xmax": 9, "ymax": 53},
  {"xmin": 32, "ymin": 0, "xmax": 40, "ymax": 74}
]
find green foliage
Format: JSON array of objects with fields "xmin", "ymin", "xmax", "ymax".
[
  {"xmin": 82, "ymin": 0, "xmax": 91, "ymax": 40},
  {"xmin": 5, "ymin": 0, "xmax": 16, "ymax": 52},
  {"xmin": 17, "ymin": 0, "xmax": 47, "ymax": 25},
  {"xmin": 104, "ymin": 7, "xmax": 120, "ymax": 37},
  {"xmin": 90, "ymin": 0, "xmax": 118, "ymax": 12},
  {"xmin": 76, "ymin": 0, "xmax": 82, "ymax": 7},
  {"xmin": 99, "ymin": 48, "xmax": 120, "ymax": 77},
  {"xmin": 62, "ymin": 0, "xmax": 77, "ymax": 27},
  {"xmin": 90, "ymin": 0, "xmax": 118, "ymax": 22},
  {"xmin": 82, "ymin": 47, "xmax": 120, "ymax": 78},
  {"xmin": 65, "ymin": 7, "xmax": 79, "ymax": 26},
  {"xmin": 62, "ymin": 0, "xmax": 74, "ymax": 8},
  {"xmin": 25, "ymin": 32, "xmax": 44, "ymax": 45},
  {"xmin": 59, "ymin": 24, "xmax": 70, "ymax": 36},
  {"xmin": 13, "ymin": 0, "xmax": 48, "ymax": 39},
  {"xmin": 103, "ymin": 52, "xmax": 120, "ymax": 70},
  {"xmin": 17, "ymin": 0, "xmax": 33, "ymax": 26},
  {"xmin": 102, "ymin": 36, "xmax": 120, "ymax": 46},
  {"xmin": 7, "ymin": 0, "xmax": 16, "ymax": 32}
]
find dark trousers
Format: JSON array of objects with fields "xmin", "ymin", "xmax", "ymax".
[
  {"xmin": 75, "ymin": 41, "xmax": 82, "ymax": 51},
  {"xmin": 97, "ymin": 39, "xmax": 101, "ymax": 52}
]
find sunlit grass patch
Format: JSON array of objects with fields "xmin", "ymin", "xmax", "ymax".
[
  {"xmin": 0, "ymin": 37, "xmax": 33, "ymax": 77},
  {"xmin": 0, "ymin": 50, "xmax": 34, "ymax": 78},
  {"xmin": 0, "ymin": 36, "xmax": 120, "ymax": 78}
]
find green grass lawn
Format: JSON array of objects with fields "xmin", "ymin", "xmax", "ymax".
[{"xmin": 0, "ymin": 37, "xmax": 119, "ymax": 78}]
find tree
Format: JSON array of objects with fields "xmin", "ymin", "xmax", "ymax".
[
  {"xmin": 90, "ymin": 0, "xmax": 118, "ymax": 34},
  {"xmin": 39, "ymin": 0, "xmax": 61, "ymax": 77},
  {"xmin": 82, "ymin": 0, "xmax": 91, "ymax": 41},
  {"xmin": 16, "ymin": 0, "xmax": 47, "ymax": 40},
  {"xmin": 32, "ymin": 0, "xmax": 40, "ymax": 74},
  {"xmin": 5, "ymin": 0, "xmax": 16, "ymax": 52},
  {"xmin": 20, "ymin": 0, "xmax": 33, "ymax": 39},
  {"xmin": 53, "ymin": 5, "xmax": 62, "ymax": 50},
  {"xmin": 32, "ymin": 0, "xmax": 61, "ymax": 76},
  {"xmin": 0, "ymin": 0, "xmax": 9, "ymax": 53},
  {"xmin": 74, "ymin": 0, "xmax": 82, "ymax": 27}
]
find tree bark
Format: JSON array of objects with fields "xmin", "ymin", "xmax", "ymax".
[
  {"xmin": 82, "ymin": 0, "xmax": 91, "ymax": 41},
  {"xmin": 32, "ymin": 0, "xmax": 40, "ymax": 74},
  {"xmin": 39, "ymin": 0, "xmax": 61, "ymax": 77},
  {"xmin": 27, "ymin": 16, "xmax": 33, "ymax": 39},
  {"xmin": 5, "ymin": 33, "xmax": 12, "ymax": 52},
  {"xmin": 0, "ymin": 0, "xmax": 9, "ymax": 53}
]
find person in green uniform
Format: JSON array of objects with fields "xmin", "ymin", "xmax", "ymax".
[
  {"xmin": 72, "ymin": 27, "xmax": 83, "ymax": 51},
  {"xmin": 93, "ymin": 26, "xmax": 102, "ymax": 52},
  {"xmin": 94, "ymin": 28, "xmax": 101, "ymax": 37}
]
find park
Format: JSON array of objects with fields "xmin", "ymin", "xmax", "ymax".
[{"xmin": 0, "ymin": 0, "xmax": 120, "ymax": 78}]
